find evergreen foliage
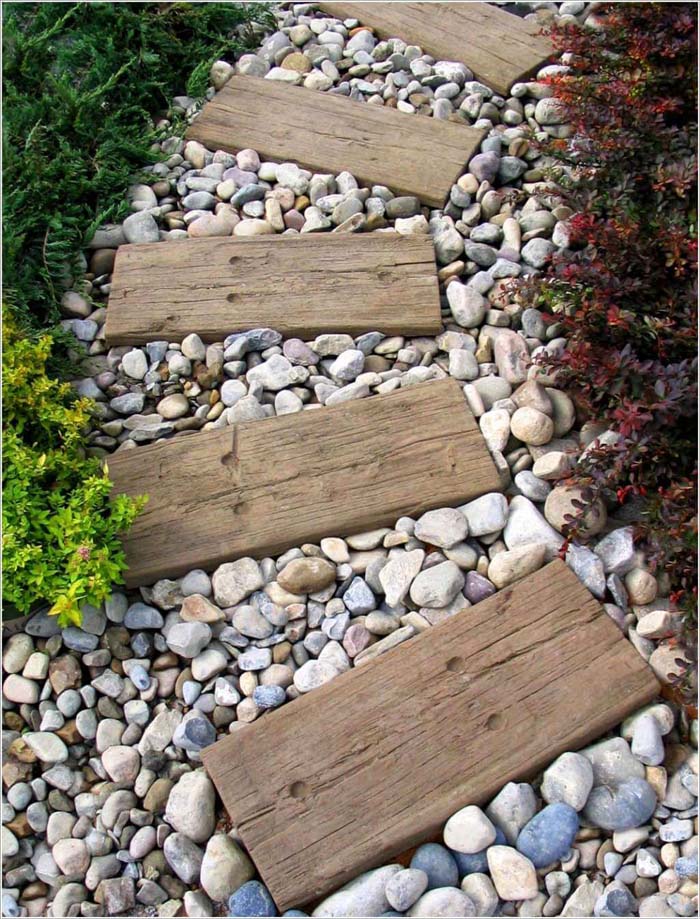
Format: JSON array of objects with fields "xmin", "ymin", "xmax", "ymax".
[{"xmin": 3, "ymin": 1, "xmax": 274, "ymax": 327}]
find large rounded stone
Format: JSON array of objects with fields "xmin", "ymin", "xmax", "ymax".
[
  {"xmin": 488, "ymin": 544, "xmax": 546, "ymax": 589},
  {"xmin": 544, "ymin": 486, "xmax": 607, "ymax": 537},
  {"xmin": 541, "ymin": 752, "xmax": 594, "ymax": 811},
  {"xmin": 212, "ymin": 558, "xmax": 264, "ymax": 606},
  {"xmin": 516, "ymin": 803, "xmax": 579, "ymax": 868},
  {"xmin": 409, "ymin": 561, "xmax": 464, "ymax": 609},
  {"xmin": 584, "ymin": 778, "xmax": 657, "ymax": 831},
  {"xmin": 444, "ymin": 805, "xmax": 497, "ymax": 854},
  {"xmin": 200, "ymin": 834, "xmax": 255, "ymax": 901},
  {"xmin": 407, "ymin": 887, "xmax": 476, "ymax": 917},
  {"xmin": 164, "ymin": 770, "xmax": 216, "ymax": 843},
  {"xmin": 487, "ymin": 846, "xmax": 538, "ymax": 900},
  {"xmin": 52, "ymin": 838, "xmax": 90, "ymax": 878},
  {"xmin": 311, "ymin": 865, "xmax": 402, "ymax": 917},
  {"xmin": 163, "ymin": 833, "xmax": 203, "ymax": 884},
  {"xmin": 510, "ymin": 407, "xmax": 554, "ymax": 446},
  {"xmin": 386, "ymin": 869, "xmax": 429, "ymax": 912},
  {"xmin": 101, "ymin": 746, "xmax": 140, "ymax": 784},
  {"xmin": 157, "ymin": 394, "xmax": 190, "ymax": 420},
  {"xmin": 410, "ymin": 843, "xmax": 459, "ymax": 890},
  {"xmin": 414, "ymin": 508, "xmax": 468, "ymax": 549},
  {"xmin": 277, "ymin": 557, "xmax": 336, "ymax": 593}
]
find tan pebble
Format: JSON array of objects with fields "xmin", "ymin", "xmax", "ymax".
[
  {"xmin": 239, "ymin": 672, "xmax": 258, "ymax": 697},
  {"xmin": 544, "ymin": 485, "xmax": 607, "ymax": 537},
  {"xmin": 280, "ymin": 51, "xmax": 312, "ymax": 73},
  {"xmin": 625, "ymin": 567, "xmax": 658, "ymax": 605},
  {"xmin": 233, "ymin": 219, "xmax": 274, "ymax": 237},
  {"xmin": 646, "ymin": 765, "xmax": 668, "ymax": 800},
  {"xmin": 510, "ymin": 406, "xmax": 554, "ymax": 446},
  {"xmin": 236, "ymin": 697, "xmax": 260, "ymax": 723},
  {"xmin": 272, "ymin": 641, "xmax": 292, "ymax": 664}
]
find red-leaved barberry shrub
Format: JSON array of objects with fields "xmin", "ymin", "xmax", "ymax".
[{"xmin": 516, "ymin": 4, "xmax": 697, "ymax": 672}]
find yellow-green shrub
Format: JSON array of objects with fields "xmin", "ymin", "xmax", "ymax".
[{"xmin": 2, "ymin": 313, "xmax": 146, "ymax": 626}]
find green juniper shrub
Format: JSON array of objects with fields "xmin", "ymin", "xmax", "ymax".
[{"xmin": 3, "ymin": 0, "xmax": 275, "ymax": 328}]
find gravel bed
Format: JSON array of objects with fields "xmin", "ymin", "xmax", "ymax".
[{"xmin": 2, "ymin": 2, "xmax": 697, "ymax": 918}]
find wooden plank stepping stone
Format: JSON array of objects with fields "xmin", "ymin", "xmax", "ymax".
[
  {"xmin": 185, "ymin": 75, "xmax": 484, "ymax": 207},
  {"xmin": 202, "ymin": 560, "xmax": 658, "ymax": 911},
  {"xmin": 104, "ymin": 233, "xmax": 441, "ymax": 346},
  {"xmin": 318, "ymin": 2, "xmax": 553, "ymax": 96},
  {"xmin": 108, "ymin": 379, "xmax": 501, "ymax": 586}
]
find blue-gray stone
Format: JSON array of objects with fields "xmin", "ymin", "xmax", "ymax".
[
  {"xmin": 25, "ymin": 608, "xmax": 62, "ymax": 637},
  {"xmin": 62, "ymin": 627, "xmax": 99, "ymax": 652},
  {"xmin": 498, "ymin": 156, "xmax": 527, "ymax": 182},
  {"xmin": 79, "ymin": 604, "xmax": 107, "ymax": 635},
  {"xmin": 584, "ymin": 778, "xmax": 657, "ymax": 831},
  {"xmin": 228, "ymin": 881, "xmax": 277, "ymax": 917},
  {"xmin": 410, "ymin": 843, "xmax": 459, "ymax": 890},
  {"xmin": 594, "ymin": 883, "xmax": 638, "ymax": 917},
  {"xmin": 676, "ymin": 855, "xmax": 698, "ymax": 878},
  {"xmin": 253, "ymin": 685, "xmax": 286, "ymax": 709},
  {"xmin": 231, "ymin": 183, "xmax": 266, "ymax": 206},
  {"xmin": 57, "ymin": 690, "xmax": 82, "ymax": 717},
  {"xmin": 282, "ymin": 912, "xmax": 308, "ymax": 917},
  {"xmin": 450, "ymin": 185, "xmax": 471, "ymax": 208},
  {"xmin": 469, "ymin": 151, "xmax": 499, "ymax": 183},
  {"xmin": 451, "ymin": 826, "xmax": 506, "ymax": 876},
  {"xmin": 463, "ymin": 241, "xmax": 497, "ymax": 268},
  {"xmin": 71, "ymin": 318, "xmax": 99, "ymax": 342},
  {"xmin": 481, "ymin": 136, "xmax": 502, "ymax": 155},
  {"xmin": 129, "ymin": 664, "xmax": 150, "ymax": 691},
  {"xmin": 606, "ymin": 573, "xmax": 628, "ymax": 610},
  {"xmin": 146, "ymin": 341, "xmax": 169, "ymax": 364},
  {"xmin": 183, "ymin": 681, "xmax": 201, "ymax": 706},
  {"xmin": 173, "ymin": 713, "xmax": 216, "ymax": 752},
  {"xmin": 521, "ymin": 308, "xmax": 547, "ymax": 340},
  {"xmin": 516, "ymin": 803, "xmax": 579, "ymax": 868},
  {"xmin": 342, "ymin": 577, "xmax": 375, "ymax": 615},
  {"xmin": 131, "ymin": 633, "xmax": 152, "ymax": 657},
  {"xmin": 2, "ymin": 895, "xmax": 20, "ymax": 918},
  {"xmin": 470, "ymin": 223, "xmax": 502, "ymax": 246},
  {"xmin": 124, "ymin": 603, "xmax": 164, "ymax": 630},
  {"xmin": 244, "ymin": 328, "xmax": 283, "ymax": 351},
  {"xmin": 355, "ymin": 332, "xmax": 384, "ymax": 355},
  {"xmin": 182, "ymin": 191, "xmax": 217, "ymax": 210},
  {"xmin": 219, "ymin": 627, "xmax": 249, "ymax": 649}
]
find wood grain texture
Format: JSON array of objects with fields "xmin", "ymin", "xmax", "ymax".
[
  {"xmin": 109, "ymin": 379, "xmax": 501, "ymax": 586},
  {"xmin": 185, "ymin": 75, "xmax": 484, "ymax": 207},
  {"xmin": 105, "ymin": 233, "xmax": 441, "ymax": 345},
  {"xmin": 203, "ymin": 560, "xmax": 659, "ymax": 911},
  {"xmin": 319, "ymin": 2, "xmax": 553, "ymax": 96}
]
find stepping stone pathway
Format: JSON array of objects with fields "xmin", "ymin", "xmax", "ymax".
[
  {"xmin": 202, "ymin": 560, "xmax": 659, "ymax": 911},
  {"xmin": 185, "ymin": 75, "xmax": 484, "ymax": 207},
  {"xmin": 105, "ymin": 233, "xmax": 441, "ymax": 345},
  {"xmin": 109, "ymin": 379, "xmax": 501, "ymax": 586},
  {"xmin": 318, "ymin": 1, "xmax": 554, "ymax": 95}
]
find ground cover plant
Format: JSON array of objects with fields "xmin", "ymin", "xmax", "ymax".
[
  {"xmin": 2, "ymin": 1, "xmax": 273, "ymax": 622},
  {"xmin": 518, "ymin": 2, "xmax": 698, "ymax": 669},
  {"xmin": 2, "ymin": 311, "xmax": 147, "ymax": 625}
]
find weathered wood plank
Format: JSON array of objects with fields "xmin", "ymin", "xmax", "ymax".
[
  {"xmin": 105, "ymin": 233, "xmax": 441, "ymax": 345},
  {"xmin": 202, "ymin": 560, "xmax": 658, "ymax": 911},
  {"xmin": 109, "ymin": 379, "xmax": 501, "ymax": 586},
  {"xmin": 318, "ymin": 2, "xmax": 553, "ymax": 96},
  {"xmin": 185, "ymin": 75, "xmax": 484, "ymax": 207}
]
